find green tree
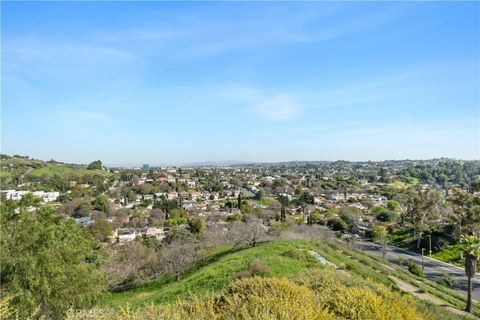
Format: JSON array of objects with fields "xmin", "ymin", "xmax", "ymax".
[
  {"xmin": 280, "ymin": 205, "xmax": 286, "ymax": 221},
  {"xmin": 87, "ymin": 160, "xmax": 103, "ymax": 170},
  {"xmin": 460, "ymin": 235, "xmax": 480, "ymax": 313},
  {"xmin": 18, "ymin": 193, "xmax": 41, "ymax": 208},
  {"xmin": 449, "ymin": 188, "xmax": 480, "ymax": 239},
  {"xmin": 327, "ymin": 217, "xmax": 347, "ymax": 232},
  {"xmin": 371, "ymin": 225, "xmax": 388, "ymax": 243},
  {"xmin": 405, "ymin": 188, "xmax": 442, "ymax": 248},
  {"xmin": 387, "ymin": 200, "xmax": 401, "ymax": 212},
  {"xmin": 255, "ymin": 189, "xmax": 265, "ymax": 201},
  {"xmin": 308, "ymin": 209, "xmax": 322, "ymax": 224},
  {"xmin": 238, "ymin": 192, "xmax": 242, "ymax": 210},
  {"xmin": 371, "ymin": 225, "xmax": 389, "ymax": 257},
  {"xmin": 376, "ymin": 210, "xmax": 397, "ymax": 222},
  {"xmin": 93, "ymin": 194, "xmax": 110, "ymax": 213},
  {"xmin": 187, "ymin": 216, "xmax": 206, "ymax": 235},
  {"xmin": 74, "ymin": 201, "xmax": 92, "ymax": 218},
  {"xmin": 0, "ymin": 205, "xmax": 103, "ymax": 318},
  {"xmin": 89, "ymin": 219, "xmax": 113, "ymax": 242}
]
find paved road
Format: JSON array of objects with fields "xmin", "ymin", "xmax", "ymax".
[{"xmin": 355, "ymin": 238, "xmax": 480, "ymax": 302}]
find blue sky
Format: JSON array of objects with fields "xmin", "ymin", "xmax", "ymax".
[{"xmin": 2, "ymin": 2, "xmax": 479, "ymax": 165}]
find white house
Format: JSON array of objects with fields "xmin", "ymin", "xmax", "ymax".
[
  {"xmin": 115, "ymin": 229, "xmax": 137, "ymax": 242},
  {"xmin": 142, "ymin": 227, "xmax": 165, "ymax": 240},
  {"xmin": 43, "ymin": 192, "xmax": 60, "ymax": 202}
]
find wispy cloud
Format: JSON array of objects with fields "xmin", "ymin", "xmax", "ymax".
[
  {"xmin": 226, "ymin": 87, "xmax": 302, "ymax": 121},
  {"xmin": 252, "ymin": 94, "xmax": 301, "ymax": 121},
  {"xmin": 4, "ymin": 37, "xmax": 130, "ymax": 65}
]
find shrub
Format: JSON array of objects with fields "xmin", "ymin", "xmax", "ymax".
[
  {"xmin": 218, "ymin": 277, "xmax": 332, "ymax": 320},
  {"xmin": 376, "ymin": 210, "xmax": 397, "ymax": 222},
  {"xmin": 327, "ymin": 217, "xmax": 347, "ymax": 232},
  {"xmin": 295, "ymin": 269, "xmax": 432, "ymax": 320},
  {"xmin": 1, "ymin": 206, "xmax": 103, "ymax": 318},
  {"xmin": 67, "ymin": 278, "xmax": 332, "ymax": 320},
  {"xmin": 371, "ymin": 225, "xmax": 388, "ymax": 243},
  {"xmin": 236, "ymin": 260, "xmax": 270, "ymax": 278},
  {"xmin": 283, "ymin": 249, "xmax": 307, "ymax": 260},
  {"xmin": 401, "ymin": 259, "xmax": 425, "ymax": 277},
  {"xmin": 67, "ymin": 269, "xmax": 434, "ymax": 320},
  {"xmin": 437, "ymin": 272, "xmax": 458, "ymax": 287}
]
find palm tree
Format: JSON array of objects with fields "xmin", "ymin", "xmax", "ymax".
[{"xmin": 460, "ymin": 235, "xmax": 480, "ymax": 313}]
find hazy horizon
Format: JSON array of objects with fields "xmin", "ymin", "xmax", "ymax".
[
  {"xmin": 2, "ymin": 2, "xmax": 479, "ymax": 163},
  {"xmin": 3, "ymin": 153, "xmax": 478, "ymax": 168}
]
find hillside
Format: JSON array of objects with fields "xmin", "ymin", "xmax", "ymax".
[
  {"xmin": 0, "ymin": 155, "xmax": 110, "ymax": 187},
  {"xmin": 98, "ymin": 240, "xmax": 477, "ymax": 320}
]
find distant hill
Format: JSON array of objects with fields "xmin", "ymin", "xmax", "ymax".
[{"xmin": 180, "ymin": 160, "xmax": 256, "ymax": 167}]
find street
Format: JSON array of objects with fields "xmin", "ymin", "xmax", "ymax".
[{"xmin": 355, "ymin": 239, "xmax": 480, "ymax": 302}]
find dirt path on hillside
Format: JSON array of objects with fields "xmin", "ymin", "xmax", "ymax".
[{"xmin": 390, "ymin": 276, "xmax": 474, "ymax": 318}]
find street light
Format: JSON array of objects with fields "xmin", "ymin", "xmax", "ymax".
[
  {"xmin": 427, "ymin": 235, "xmax": 432, "ymax": 258},
  {"xmin": 421, "ymin": 248, "xmax": 425, "ymax": 271}
]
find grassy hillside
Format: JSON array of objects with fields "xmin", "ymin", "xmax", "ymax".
[
  {"xmin": 0, "ymin": 155, "xmax": 109, "ymax": 187},
  {"xmin": 101, "ymin": 240, "xmax": 477, "ymax": 320},
  {"xmin": 102, "ymin": 241, "xmax": 317, "ymax": 307},
  {"xmin": 28, "ymin": 163, "xmax": 109, "ymax": 178}
]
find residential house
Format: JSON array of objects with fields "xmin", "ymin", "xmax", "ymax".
[
  {"xmin": 142, "ymin": 227, "xmax": 165, "ymax": 240},
  {"xmin": 115, "ymin": 229, "xmax": 137, "ymax": 242}
]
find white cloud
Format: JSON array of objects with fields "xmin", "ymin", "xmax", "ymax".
[
  {"xmin": 252, "ymin": 94, "xmax": 301, "ymax": 121},
  {"xmin": 223, "ymin": 87, "xmax": 302, "ymax": 121}
]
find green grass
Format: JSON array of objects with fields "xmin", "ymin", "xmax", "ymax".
[
  {"xmin": 100, "ymin": 239, "xmax": 478, "ymax": 319},
  {"xmin": 432, "ymin": 244, "xmax": 463, "ymax": 267},
  {"xmin": 389, "ymin": 228, "xmax": 416, "ymax": 249},
  {"xmin": 416, "ymin": 300, "xmax": 474, "ymax": 320},
  {"xmin": 256, "ymin": 197, "xmax": 275, "ymax": 206},
  {"xmin": 388, "ymin": 229, "xmax": 466, "ymax": 268},
  {"xmin": 101, "ymin": 240, "xmax": 318, "ymax": 308},
  {"xmin": 0, "ymin": 170, "xmax": 12, "ymax": 183},
  {"xmin": 1, "ymin": 156, "xmax": 110, "ymax": 187},
  {"xmin": 390, "ymin": 180, "xmax": 409, "ymax": 189},
  {"xmin": 29, "ymin": 163, "xmax": 109, "ymax": 177}
]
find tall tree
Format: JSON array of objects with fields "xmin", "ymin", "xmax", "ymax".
[
  {"xmin": 405, "ymin": 188, "xmax": 442, "ymax": 248},
  {"xmin": 87, "ymin": 160, "xmax": 103, "ymax": 170},
  {"xmin": 460, "ymin": 235, "xmax": 480, "ymax": 313},
  {"xmin": 187, "ymin": 217, "xmax": 206, "ymax": 235},
  {"xmin": 0, "ymin": 205, "xmax": 103, "ymax": 318},
  {"xmin": 449, "ymin": 187, "xmax": 480, "ymax": 239},
  {"xmin": 280, "ymin": 205, "xmax": 286, "ymax": 221},
  {"xmin": 93, "ymin": 194, "xmax": 111, "ymax": 213},
  {"xmin": 238, "ymin": 192, "xmax": 242, "ymax": 210}
]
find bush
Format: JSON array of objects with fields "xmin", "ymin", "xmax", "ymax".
[
  {"xmin": 219, "ymin": 277, "xmax": 332, "ymax": 319},
  {"xmin": 295, "ymin": 269, "xmax": 431, "ymax": 320},
  {"xmin": 371, "ymin": 225, "xmax": 388, "ymax": 243},
  {"xmin": 409, "ymin": 263, "xmax": 424, "ymax": 277},
  {"xmin": 187, "ymin": 217, "xmax": 205, "ymax": 235},
  {"xmin": 236, "ymin": 260, "xmax": 270, "ymax": 278},
  {"xmin": 376, "ymin": 210, "xmax": 397, "ymax": 222},
  {"xmin": 437, "ymin": 272, "xmax": 458, "ymax": 287},
  {"xmin": 1, "ymin": 206, "xmax": 104, "ymax": 319},
  {"xmin": 283, "ymin": 249, "xmax": 307, "ymax": 260},
  {"xmin": 327, "ymin": 217, "xmax": 348, "ymax": 232},
  {"xmin": 67, "ymin": 278, "xmax": 332, "ymax": 320},
  {"xmin": 401, "ymin": 259, "xmax": 424, "ymax": 277},
  {"xmin": 68, "ymin": 267, "xmax": 432, "ymax": 320}
]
